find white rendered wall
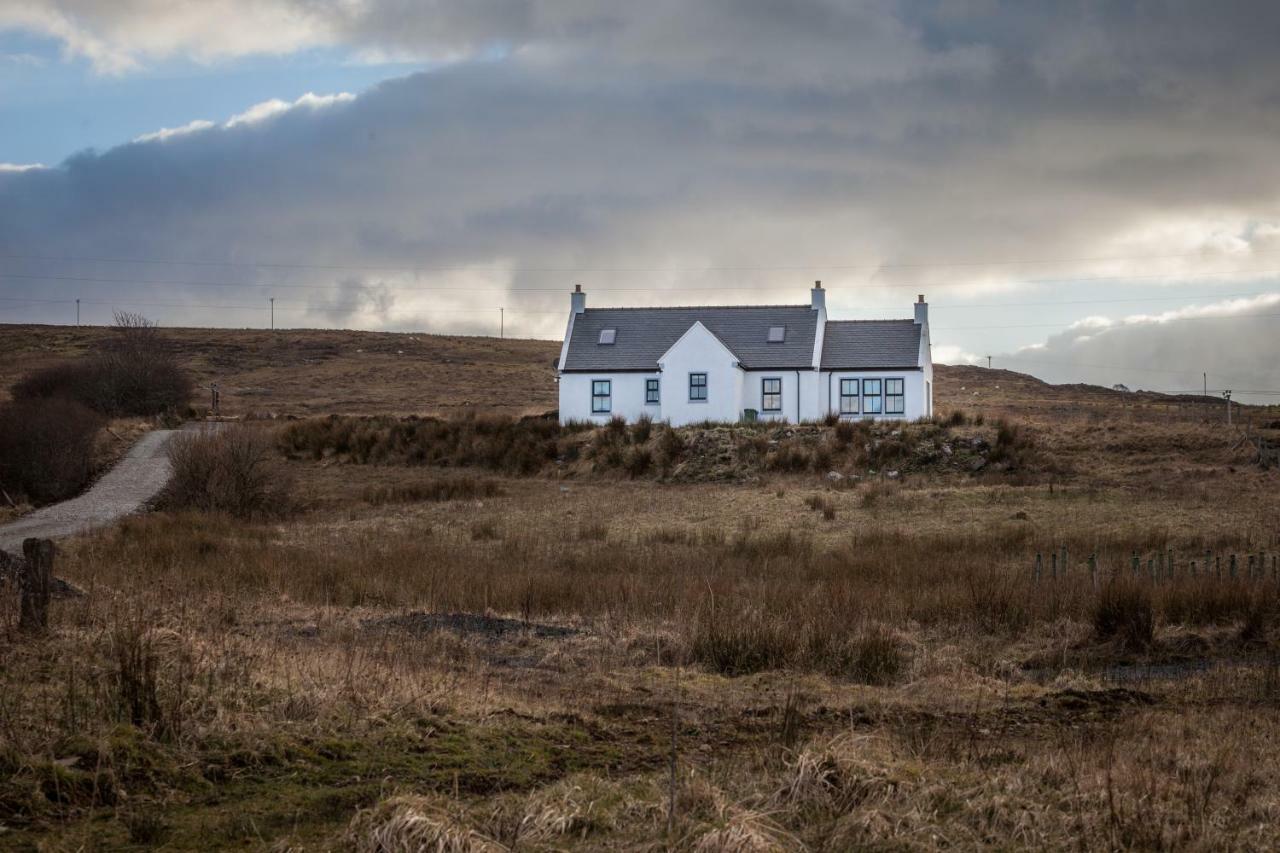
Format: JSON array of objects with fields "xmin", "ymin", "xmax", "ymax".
[
  {"xmin": 818, "ymin": 370, "xmax": 926, "ymax": 421},
  {"xmin": 558, "ymin": 372, "xmax": 660, "ymax": 424},
  {"xmin": 740, "ymin": 370, "xmax": 825, "ymax": 422}
]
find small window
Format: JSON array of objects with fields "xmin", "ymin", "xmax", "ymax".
[
  {"xmin": 646, "ymin": 378, "xmax": 660, "ymax": 404},
  {"xmin": 689, "ymin": 373, "xmax": 708, "ymax": 401},
  {"xmin": 591, "ymin": 379, "xmax": 611, "ymax": 413},
  {"xmin": 761, "ymin": 377, "xmax": 782, "ymax": 412},
  {"xmin": 885, "ymin": 378, "xmax": 905, "ymax": 414},
  {"xmin": 598, "ymin": 329, "xmax": 616, "ymax": 345},
  {"xmin": 839, "ymin": 378, "xmax": 859, "ymax": 415},
  {"xmin": 863, "ymin": 378, "xmax": 883, "ymax": 414},
  {"xmin": 767, "ymin": 326, "xmax": 785, "ymax": 343}
]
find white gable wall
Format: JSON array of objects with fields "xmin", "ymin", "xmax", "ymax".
[{"xmin": 658, "ymin": 322, "xmax": 743, "ymax": 425}]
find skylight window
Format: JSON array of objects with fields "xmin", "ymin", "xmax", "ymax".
[
  {"xmin": 767, "ymin": 326, "xmax": 785, "ymax": 343},
  {"xmin": 598, "ymin": 329, "xmax": 617, "ymax": 345}
]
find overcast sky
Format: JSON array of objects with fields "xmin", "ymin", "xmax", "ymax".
[{"xmin": 1, "ymin": 1, "xmax": 1278, "ymax": 400}]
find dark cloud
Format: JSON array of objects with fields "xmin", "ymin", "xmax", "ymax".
[{"xmin": 1, "ymin": 2, "xmax": 1279, "ymax": 393}]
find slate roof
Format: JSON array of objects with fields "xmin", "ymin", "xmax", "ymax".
[
  {"xmin": 820, "ymin": 320, "xmax": 922, "ymax": 370},
  {"xmin": 562, "ymin": 305, "xmax": 819, "ymax": 371}
]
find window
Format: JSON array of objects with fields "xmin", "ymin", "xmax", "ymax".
[
  {"xmin": 761, "ymin": 377, "xmax": 782, "ymax": 411},
  {"xmin": 591, "ymin": 379, "xmax": 611, "ymax": 413},
  {"xmin": 839, "ymin": 378, "xmax": 859, "ymax": 414},
  {"xmin": 767, "ymin": 325, "xmax": 785, "ymax": 343},
  {"xmin": 863, "ymin": 378, "xmax": 883, "ymax": 414},
  {"xmin": 689, "ymin": 373, "xmax": 708, "ymax": 401},
  {"xmin": 885, "ymin": 378, "xmax": 905, "ymax": 414},
  {"xmin": 646, "ymin": 378, "xmax": 660, "ymax": 404},
  {"xmin": 598, "ymin": 329, "xmax": 616, "ymax": 345}
]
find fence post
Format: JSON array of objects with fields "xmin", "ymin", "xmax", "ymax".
[
  {"xmin": 1051, "ymin": 552, "xmax": 1058, "ymax": 581},
  {"xmin": 1190, "ymin": 561, "xmax": 1197, "ymax": 579},
  {"xmin": 1062, "ymin": 546, "xmax": 1069, "ymax": 580},
  {"xmin": 1230, "ymin": 554, "xmax": 1238, "ymax": 580},
  {"xmin": 19, "ymin": 538, "xmax": 53, "ymax": 633},
  {"xmin": 1167, "ymin": 549, "xmax": 1174, "ymax": 580},
  {"xmin": 1132, "ymin": 551, "xmax": 1140, "ymax": 577},
  {"xmin": 1089, "ymin": 554, "xmax": 1098, "ymax": 590},
  {"xmin": 1034, "ymin": 553, "xmax": 1042, "ymax": 583}
]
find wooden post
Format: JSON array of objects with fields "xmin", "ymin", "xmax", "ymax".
[
  {"xmin": 1230, "ymin": 554, "xmax": 1238, "ymax": 580},
  {"xmin": 1051, "ymin": 552, "xmax": 1058, "ymax": 581},
  {"xmin": 1034, "ymin": 553, "xmax": 1043, "ymax": 583},
  {"xmin": 1190, "ymin": 561, "xmax": 1197, "ymax": 579},
  {"xmin": 1089, "ymin": 554, "xmax": 1098, "ymax": 590},
  {"xmin": 1132, "ymin": 551, "xmax": 1140, "ymax": 577},
  {"xmin": 19, "ymin": 538, "xmax": 53, "ymax": 632},
  {"xmin": 1062, "ymin": 546, "xmax": 1069, "ymax": 579},
  {"xmin": 1167, "ymin": 549, "xmax": 1174, "ymax": 580}
]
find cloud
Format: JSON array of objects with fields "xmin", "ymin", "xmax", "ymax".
[
  {"xmin": 1, "ymin": 3, "xmax": 1280, "ymax": 395},
  {"xmin": 224, "ymin": 91, "xmax": 354, "ymax": 128},
  {"xmin": 995, "ymin": 294, "xmax": 1280, "ymax": 403},
  {"xmin": 133, "ymin": 119, "xmax": 214, "ymax": 143},
  {"xmin": 0, "ymin": 162, "xmax": 46, "ymax": 172}
]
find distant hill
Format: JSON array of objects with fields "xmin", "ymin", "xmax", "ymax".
[{"xmin": 1, "ymin": 324, "xmax": 1270, "ymax": 422}]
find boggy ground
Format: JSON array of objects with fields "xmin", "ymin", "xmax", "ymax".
[{"xmin": 4, "ymin": 408, "xmax": 1280, "ymax": 850}]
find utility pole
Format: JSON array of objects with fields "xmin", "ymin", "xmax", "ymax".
[
  {"xmin": 500, "ymin": 307, "xmax": 504, "ymax": 339},
  {"xmin": 986, "ymin": 355, "xmax": 992, "ymax": 369},
  {"xmin": 75, "ymin": 298, "xmax": 80, "ymax": 326},
  {"xmin": 1223, "ymin": 390, "xmax": 1232, "ymax": 426},
  {"xmin": 269, "ymin": 297, "xmax": 275, "ymax": 330}
]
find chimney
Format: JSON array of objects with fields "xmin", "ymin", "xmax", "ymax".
[
  {"xmin": 810, "ymin": 280, "xmax": 825, "ymax": 312},
  {"xmin": 571, "ymin": 283, "xmax": 586, "ymax": 314},
  {"xmin": 914, "ymin": 293, "xmax": 928, "ymax": 325}
]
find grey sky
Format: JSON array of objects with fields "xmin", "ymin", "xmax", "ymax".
[{"xmin": 1, "ymin": 1, "xmax": 1278, "ymax": 400}]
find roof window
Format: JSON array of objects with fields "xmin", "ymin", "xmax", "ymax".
[
  {"xmin": 767, "ymin": 326, "xmax": 785, "ymax": 343},
  {"xmin": 598, "ymin": 329, "xmax": 617, "ymax": 345}
]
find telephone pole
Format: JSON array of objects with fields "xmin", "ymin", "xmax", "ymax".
[
  {"xmin": 500, "ymin": 307, "xmax": 504, "ymax": 339},
  {"xmin": 269, "ymin": 297, "xmax": 275, "ymax": 330},
  {"xmin": 75, "ymin": 298, "xmax": 80, "ymax": 326},
  {"xmin": 986, "ymin": 355, "xmax": 992, "ymax": 369},
  {"xmin": 1223, "ymin": 390, "xmax": 1233, "ymax": 426}
]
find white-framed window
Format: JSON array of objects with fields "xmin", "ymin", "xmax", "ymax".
[
  {"xmin": 761, "ymin": 377, "xmax": 782, "ymax": 412},
  {"xmin": 646, "ymin": 378, "xmax": 660, "ymax": 404},
  {"xmin": 689, "ymin": 373, "xmax": 708, "ymax": 401},
  {"xmin": 885, "ymin": 378, "xmax": 905, "ymax": 414},
  {"xmin": 839, "ymin": 378, "xmax": 859, "ymax": 414},
  {"xmin": 591, "ymin": 379, "xmax": 612, "ymax": 413},
  {"xmin": 863, "ymin": 378, "xmax": 883, "ymax": 414}
]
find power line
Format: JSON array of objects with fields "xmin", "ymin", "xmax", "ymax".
[{"xmin": 6, "ymin": 245, "xmax": 1280, "ymax": 274}]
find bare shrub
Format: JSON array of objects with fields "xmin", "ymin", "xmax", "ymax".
[
  {"xmin": 12, "ymin": 313, "xmax": 190, "ymax": 416},
  {"xmin": 624, "ymin": 446, "xmax": 652, "ymax": 478},
  {"xmin": 630, "ymin": 414, "xmax": 653, "ymax": 444},
  {"xmin": 0, "ymin": 398, "xmax": 103, "ymax": 504},
  {"xmin": 164, "ymin": 428, "xmax": 288, "ymax": 518},
  {"xmin": 1092, "ymin": 578, "xmax": 1155, "ymax": 649}
]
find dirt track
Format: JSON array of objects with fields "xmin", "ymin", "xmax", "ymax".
[{"xmin": 0, "ymin": 428, "xmax": 180, "ymax": 552}]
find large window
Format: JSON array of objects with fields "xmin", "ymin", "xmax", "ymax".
[
  {"xmin": 761, "ymin": 377, "xmax": 782, "ymax": 412},
  {"xmin": 646, "ymin": 378, "xmax": 660, "ymax": 404},
  {"xmin": 591, "ymin": 379, "xmax": 612, "ymax": 414},
  {"xmin": 689, "ymin": 373, "xmax": 708, "ymax": 401},
  {"xmin": 863, "ymin": 378, "xmax": 883, "ymax": 414},
  {"xmin": 885, "ymin": 378, "xmax": 905, "ymax": 414},
  {"xmin": 839, "ymin": 378, "xmax": 859, "ymax": 414}
]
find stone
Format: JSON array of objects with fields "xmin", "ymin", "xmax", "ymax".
[{"xmin": 826, "ymin": 471, "xmax": 844, "ymax": 481}]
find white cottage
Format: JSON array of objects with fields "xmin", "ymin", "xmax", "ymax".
[{"xmin": 556, "ymin": 283, "xmax": 932, "ymax": 426}]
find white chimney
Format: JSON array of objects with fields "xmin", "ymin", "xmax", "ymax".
[
  {"xmin": 914, "ymin": 293, "xmax": 928, "ymax": 325},
  {"xmin": 810, "ymin": 280, "xmax": 825, "ymax": 312},
  {"xmin": 571, "ymin": 283, "xmax": 586, "ymax": 314}
]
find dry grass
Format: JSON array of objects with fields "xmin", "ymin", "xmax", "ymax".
[{"xmin": 3, "ymin": 329, "xmax": 1280, "ymax": 849}]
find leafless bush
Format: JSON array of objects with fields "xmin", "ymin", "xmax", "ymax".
[
  {"xmin": 11, "ymin": 313, "xmax": 191, "ymax": 416},
  {"xmin": 164, "ymin": 428, "xmax": 289, "ymax": 518},
  {"xmin": 0, "ymin": 398, "xmax": 103, "ymax": 504},
  {"xmin": 1093, "ymin": 578, "xmax": 1155, "ymax": 649}
]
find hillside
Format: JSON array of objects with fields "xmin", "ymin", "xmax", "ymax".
[{"xmin": 1, "ymin": 323, "xmax": 1272, "ymax": 424}]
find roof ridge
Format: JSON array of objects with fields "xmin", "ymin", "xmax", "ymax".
[
  {"xmin": 825, "ymin": 318, "xmax": 915, "ymax": 324},
  {"xmin": 583, "ymin": 304, "xmax": 813, "ymax": 312}
]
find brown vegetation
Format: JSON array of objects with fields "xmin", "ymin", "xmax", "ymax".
[{"xmin": 0, "ymin": 398, "xmax": 103, "ymax": 504}]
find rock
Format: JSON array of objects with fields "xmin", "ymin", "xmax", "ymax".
[
  {"xmin": 826, "ymin": 471, "xmax": 844, "ymax": 481},
  {"xmin": 969, "ymin": 457, "xmax": 987, "ymax": 472},
  {"xmin": 941, "ymin": 444, "xmax": 953, "ymax": 456},
  {"xmin": 886, "ymin": 470, "xmax": 900, "ymax": 480}
]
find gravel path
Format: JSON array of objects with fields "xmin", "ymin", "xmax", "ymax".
[{"xmin": 0, "ymin": 427, "xmax": 186, "ymax": 552}]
